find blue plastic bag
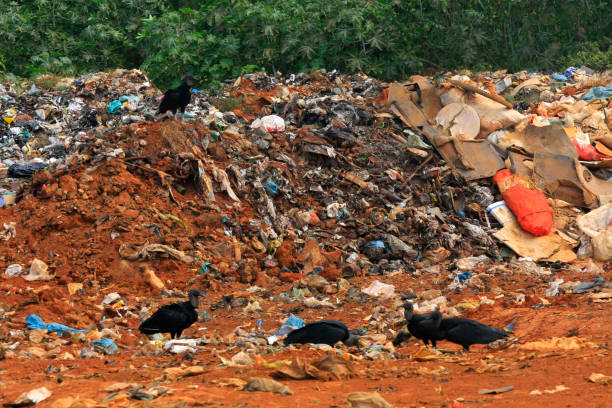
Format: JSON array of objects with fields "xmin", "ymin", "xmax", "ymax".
[
  {"xmin": 26, "ymin": 314, "xmax": 89, "ymax": 335},
  {"xmin": 107, "ymin": 100, "xmax": 122, "ymax": 114},
  {"xmin": 198, "ymin": 262, "xmax": 212, "ymax": 275},
  {"xmin": 92, "ymin": 338, "xmax": 118, "ymax": 354},
  {"xmin": 274, "ymin": 314, "xmax": 305, "ymax": 335},
  {"xmin": 458, "ymin": 271, "xmax": 472, "ymax": 282},
  {"xmin": 264, "ymin": 179, "xmax": 279, "ymax": 195},
  {"xmin": 564, "ymin": 67, "xmax": 577, "ymax": 79},
  {"xmin": 582, "ymin": 85, "xmax": 612, "ymax": 100},
  {"xmin": 364, "ymin": 240, "xmax": 385, "ymax": 249},
  {"xmin": 550, "ymin": 73, "xmax": 568, "ymax": 82}
]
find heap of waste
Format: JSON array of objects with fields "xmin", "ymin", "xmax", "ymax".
[{"xmin": 0, "ymin": 66, "xmax": 611, "ymax": 405}]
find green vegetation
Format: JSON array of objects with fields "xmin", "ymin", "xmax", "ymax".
[{"xmin": 0, "ymin": 1, "xmax": 610, "ymax": 89}]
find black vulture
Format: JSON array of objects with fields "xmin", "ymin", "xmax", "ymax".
[
  {"xmin": 139, "ymin": 289, "xmax": 204, "ymax": 339},
  {"xmin": 158, "ymin": 75, "xmax": 197, "ymax": 118},
  {"xmin": 393, "ymin": 302, "xmax": 445, "ymax": 348},
  {"xmin": 284, "ymin": 320, "xmax": 359, "ymax": 347},
  {"xmin": 439, "ymin": 317, "xmax": 508, "ymax": 351}
]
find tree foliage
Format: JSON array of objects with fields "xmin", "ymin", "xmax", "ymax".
[{"xmin": 0, "ymin": 1, "xmax": 610, "ymax": 89}]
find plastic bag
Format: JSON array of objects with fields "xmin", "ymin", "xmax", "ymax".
[
  {"xmin": 107, "ymin": 100, "xmax": 122, "ymax": 114},
  {"xmin": 493, "ymin": 169, "xmax": 552, "ymax": 236},
  {"xmin": 251, "ymin": 115, "xmax": 285, "ymax": 132},
  {"xmin": 7, "ymin": 162, "xmax": 46, "ymax": 178},
  {"xmin": 26, "ymin": 314, "xmax": 89, "ymax": 335},
  {"xmin": 361, "ymin": 280, "xmax": 395, "ymax": 298},
  {"xmin": 571, "ymin": 138, "xmax": 609, "ymax": 161},
  {"xmin": 577, "ymin": 203, "xmax": 612, "ymax": 260}
]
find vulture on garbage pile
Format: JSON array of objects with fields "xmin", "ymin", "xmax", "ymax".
[
  {"xmin": 139, "ymin": 289, "xmax": 204, "ymax": 339},
  {"xmin": 393, "ymin": 302, "xmax": 445, "ymax": 348},
  {"xmin": 158, "ymin": 75, "xmax": 197, "ymax": 118}
]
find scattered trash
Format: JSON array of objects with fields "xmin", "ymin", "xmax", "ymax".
[
  {"xmin": 92, "ymin": 339, "xmax": 118, "ymax": 355},
  {"xmin": 530, "ymin": 385, "xmax": 570, "ymax": 395},
  {"xmin": 107, "ymin": 100, "xmax": 123, "ymax": 114},
  {"xmin": 361, "ymin": 280, "xmax": 395, "ymax": 298},
  {"xmin": 251, "ymin": 115, "xmax": 285, "ymax": 133},
  {"xmin": 346, "ymin": 392, "xmax": 393, "ymax": 408},
  {"xmin": 220, "ymin": 351, "xmax": 254, "ymax": 367},
  {"xmin": 6, "ymin": 387, "xmax": 51, "ymax": 406},
  {"xmin": 275, "ymin": 314, "xmax": 305, "ymax": 335},
  {"xmin": 587, "ymin": 373, "xmax": 612, "ymax": 385},
  {"xmin": 243, "ymin": 377, "xmax": 293, "ymax": 396},
  {"xmin": 271, "ymin": 355, "xmax": 356, "ymax": 381},
  {"xmin": 478, "ymin": 386, "xmax": 514, "ymax": 395},
  {"xmin": 26, "ymin": 314, "xmax": 88, "ymax": 335},
  {"xmin": 162, "ymin": 365, "xmax": 205, "ymax": 380},
  {"xmin": 577, "ymin": 203, "xmax": 612, "ymax": 260},
  {"xmin": 0, "ymin": 222, "xmax": 17, "ymax": 240},
  {"xmin": 22, "ymin": 259, "xmax": 52, "ymax": 281},
  {"xmin": 5, "ymin": 264, "xmax": 23, "ymax": 278},
  {"xmin": 0, "ymin": 66, "xmax": 610, "ymax": 404},
  {"xmin": 7, "ymin": 162, "xmax": 46, "ymax": 178}
]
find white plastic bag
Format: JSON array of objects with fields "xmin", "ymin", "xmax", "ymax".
[
  {"xmin": 251, "ymin": 115, "xmax": 285, "ymax": 132},
  {"xmin": 361, "ymin": 280, "xmax": 395, "ymax": 298},
  {"xmin": 577, "ymin": 203, "xmax": 612, "ymax": 260}
]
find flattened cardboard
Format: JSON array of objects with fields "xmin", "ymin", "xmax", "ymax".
[{"xmin": 499, "ymin": 125, "xmax": 578, "ymax": 158}]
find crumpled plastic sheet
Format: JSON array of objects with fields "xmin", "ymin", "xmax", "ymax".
[
  {"xmin": 275, "ymin": 314, "xmax": 305, "ymax": 335},
  {"xmin": 26, "ymin": 314, "xmax": 89, "ymax": 335},
  {"xmin": 92, "ymin": 338, "xmax": 118, "ymax": 354},
  {"xmin": 7, "ymin": 162, "xmax": 46, "ymax": 178},
  {"xmin": 118, "ymin": 243, "xmax": 194, "ymax": 263},
  {"xmin": 582, "ymin": 85, "xmax": 612, "ymax": 100}
]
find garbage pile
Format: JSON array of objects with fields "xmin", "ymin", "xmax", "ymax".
[{"xmin": 0, "ymin": 67, "xmax": 611, "ymax": 406}]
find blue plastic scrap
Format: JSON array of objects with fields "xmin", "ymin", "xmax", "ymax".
[
  {"xmin": 582, "ymin": 85, "xmax": 612, "ymax": 100},
  {"xmin": 274, "ymin": 314, "xmax": 305, "ymax": 335},
  {"xmin": 198, "ymin": 262, "xmax": 212, "ymax": 275},
  {"xmin": 92, "ymin": 338, "xmax": 118, "ymax": 354},
  {"xmin": 285, "ymin": 314, "xmax": 304, "ymax": 329},
  {"xmin": 264, "ymin": 179, "xmax": 279, "ymax": 196},
  {"xmin": 457, "ymin": 271, "xmax": 472, "ymax": 282},
  {"xmin": 364, "ymin": 240, "xmax": 385, "ymax": 249},
  {"xmin": 550, "ymin": 73, "xmax": 568, "ymax": 82},
  {"xmin": 337, "ymin": 207, "xmax": 349, "ymax": 220},
  {"xmin": 504, "ymin": 322, "xmax": 517, "ymax": 333},
  {"xmin": 26, "ymin": 314, "xmax": 89, "ymax": 335},
  {"xmin": 564, "ymin": 67, "xmax": 577, "ymax": 79},
  {"xmin": 107, "ymin": 100, "xmax": 122, "ymax": 114}
]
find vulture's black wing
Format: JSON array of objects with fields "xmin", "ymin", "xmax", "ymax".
[
  {"xmin": 139, "ymin": 302, "xmax": 191, "ymax": 335},
  {"xmin": 284, "ymin": 320, "xmax": 349, "ymax": 346},
  {"xmin": 441, "ymin": 318, "xmax": 507, "ymax": 349}
]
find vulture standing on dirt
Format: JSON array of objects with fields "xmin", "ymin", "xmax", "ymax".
[
  {"xmin": 284, "ymin": 320, "xmax": 359, "ymax": 347},
  {"xmin": 158, "ymin": 74, "xmax": 197, "ymax": 118},
  {"xmin": 138, "ymin": 289, "xmax": 204, "ymax": 339},
  {"xmin": 439, "ymin": 316, "xmax": 508, "ymax": 351},
  {"xmin": 393, "ymin": 302, "xmax": 445, "ymax": 348}
]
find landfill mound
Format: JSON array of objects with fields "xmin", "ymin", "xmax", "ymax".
[{"xmin": 0, "ymin": 68, "xmax": 611, "ymax": 408}]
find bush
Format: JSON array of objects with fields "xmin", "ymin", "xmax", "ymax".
[{"xmin": 0, "ymin": 1, "xmax": 609, "ymax": 89}]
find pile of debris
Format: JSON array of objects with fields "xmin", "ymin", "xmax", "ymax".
[{"xmin": 0, "ymin": 66, "xmax": 611, "ymax": 406}]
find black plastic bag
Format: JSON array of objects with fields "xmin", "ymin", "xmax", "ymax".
[{"xmin": 7, "ymin": 162, "xmax": 46, "ymax": 178}]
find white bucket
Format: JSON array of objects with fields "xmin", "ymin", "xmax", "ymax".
[{"xmin": 486, "ymin": 201, "xmax": 515, "ymax": 226}]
